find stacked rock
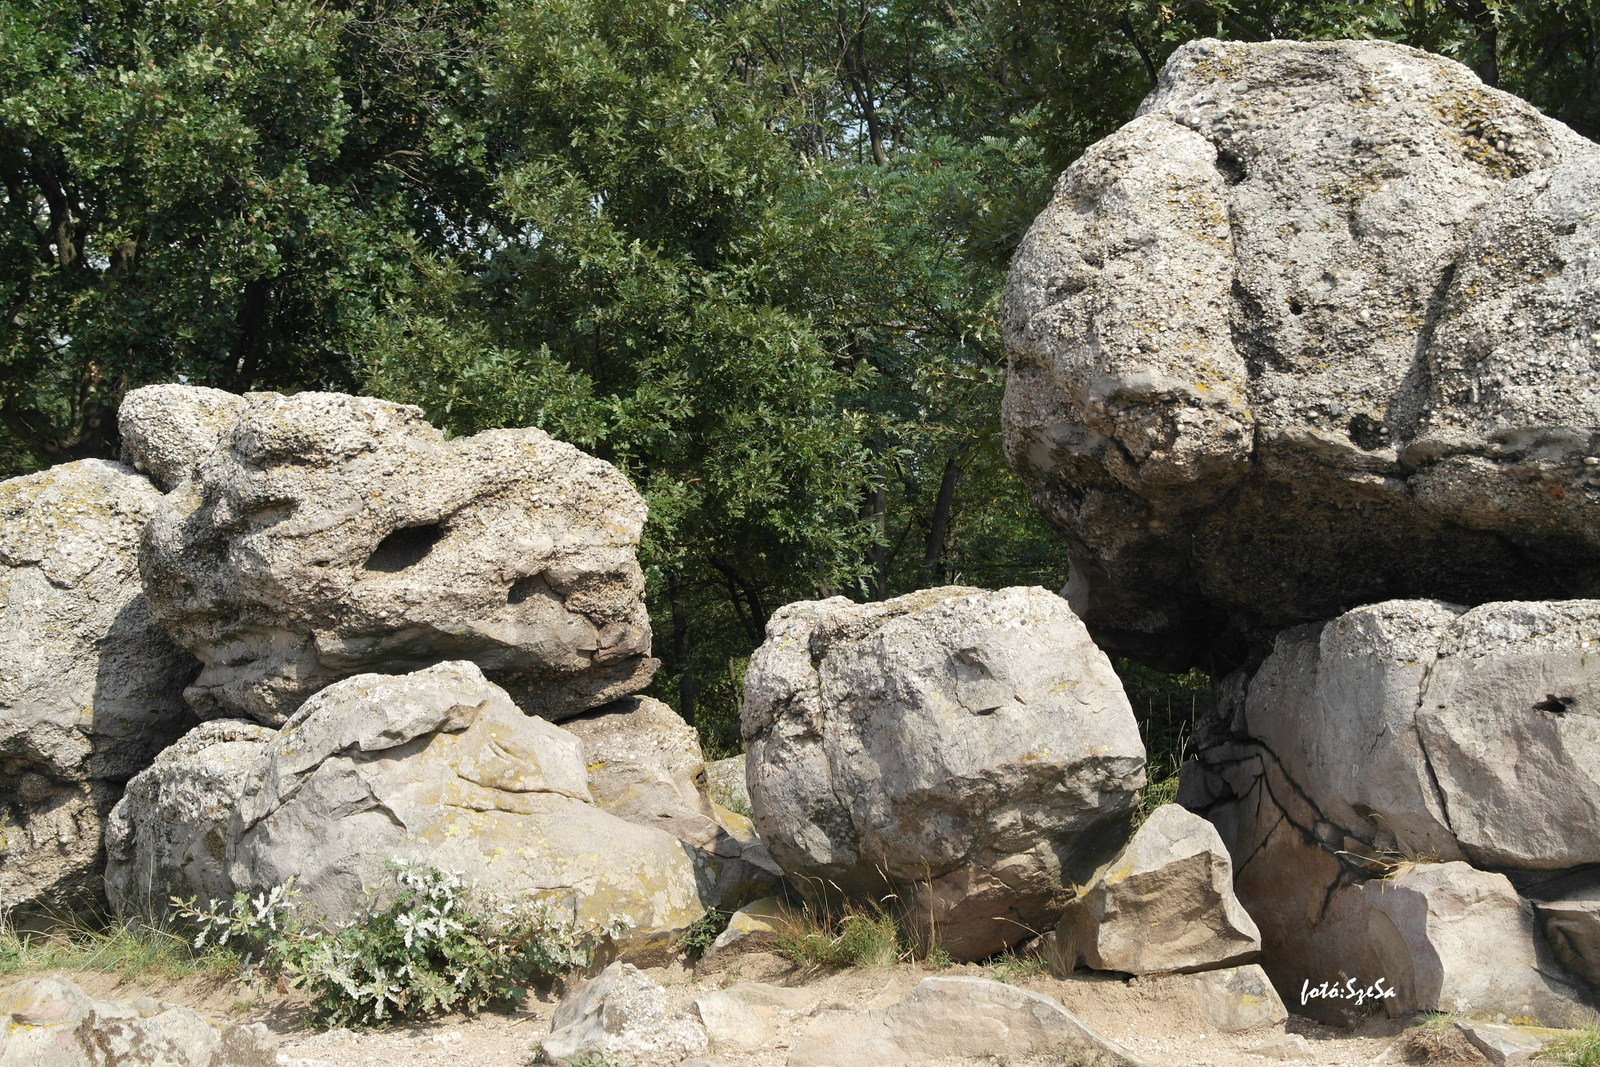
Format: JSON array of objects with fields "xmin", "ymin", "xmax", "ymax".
[{"xmin": 1003, "ymin": 36, "xmax": 1600, "ymax": 1024}]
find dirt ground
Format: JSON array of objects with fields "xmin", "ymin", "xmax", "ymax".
[{"xmin": 28, "ymin": 953, "xmax": 1484, "ymax": 1067}]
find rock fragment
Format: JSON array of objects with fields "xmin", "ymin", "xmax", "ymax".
[
  {"xmin": 1053, "ymin": 804, "xmax": 1260, "ymax": 976},
  {"xmin": 538, "ymin": 962, "xmax": 707, "ymax": 1066}
]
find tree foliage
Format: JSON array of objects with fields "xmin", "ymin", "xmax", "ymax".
[{"xmin": 3, "ymin": 0, "xmax": 1595, "ymax": 744}]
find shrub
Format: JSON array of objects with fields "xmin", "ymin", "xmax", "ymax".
[
  {"xmin": 178, "ymin": 862, "xmax": 616, "ymax": 1027},
  {"xmin": 676, "ymin": 908, "xmax": 731, "ymax": 960}
]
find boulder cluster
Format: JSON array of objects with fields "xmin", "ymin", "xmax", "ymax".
[
  {"xmin": 1, "ymin": 30, "xmax": 1598, "ymax": 1064},
  {"xmin": 1004, "ymin": 35, "xmax": 1600, "ymax": 1029}
]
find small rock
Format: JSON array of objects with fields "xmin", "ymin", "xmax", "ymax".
[
  {"xmin": 720, "ymin": 982, "xmax": 816, "ymax": 1013},
  {"xmin": 539, "ymin": 962, "xmax": 707, "ymax": 1065},
  {"xmin": 1054, "ymin": 804, "xmax": 1260, "ymax": 975},
  {"xmin": 705, "ymin": 755, "xmax": 750, "ymax": 815},
  {"xmin": 786, "ymin": 975, "xmax": 1148, "ymax": 1066},
  {"xmin": 702, "ymin": 896, "xmax": 793, "ymax": 965},
  {"xmin": 691, "ymin": 990, "xmax": 774, "ymax": 1050},
  {"xmin": 1245, "ymin": 1034, "xmax": 1316, "ymax": 1060},
  {"xmin": 1187, "ymin": 964, "xmax": 1288, "ymax": 1033},
  {"xmin": 1454, "ymin": 1020, "xmax": 1556, "ymax": 1066},
  {"xmin": 0, "ymin": 975, "xmax": 274, "ymax": 1066}
]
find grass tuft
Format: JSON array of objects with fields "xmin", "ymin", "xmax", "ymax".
[
  {"xmin": 1545, "ymin": 1022, "xmax": 1600, "ymax": 1067},
  {"xmin": 0, "ymin": 911, "xmax": 242, "ymax": 983},
  {"xmin": 775, "ymin": 901, "xmax": 904, "ymax": 969}
]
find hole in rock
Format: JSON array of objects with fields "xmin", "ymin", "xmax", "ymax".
[
  {"xmin": 1534, "ymin": 694, "xmax": 1575, "ymax": 714},
  {"xmin": 1347, "ymin": 413, "xmax": 1387, "ymax": 451},
  {"xmin": 507, "ymin": 575, "xmax": 545, "ymax": 604},
  {"xmin": 1288, "ymin": 299, "xmax": 1304, "ymax": 316},
  {"xmin": 1215, "ymin": 149, "xmax": 1247, "ymax": 185},
  {"xmin": 363, "ymin": 523, "xmax": 444, "ymax": 573}
]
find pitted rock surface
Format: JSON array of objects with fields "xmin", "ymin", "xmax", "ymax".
[
  {"xmin": 0, "ymin": 460, "xmax": 197, "ymax": 917},
  {"xmin": 1003, "ymin": 38, "xmax": 1600, "ymax": 669},
  {"xmin": 742, "ymin": 585, "xmax": 1144, "ymax": 961},
  {"xmin": 136, "ymin": 388, "xmax": 655, "ymax": 725},
  {"xmin": 225, "ymin": 662, "xmax": 704, "ymax": 954},
  {"xmin": 104, "ymin": 718, "xmax": 278, "ymax": 916}
]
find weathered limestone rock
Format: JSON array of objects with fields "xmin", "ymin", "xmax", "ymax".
[
  {"xmin": 701, "ymin": 896, "xmax": 793, "ymax": 967},
  {"xmin": 137, "ymin": 388, "xmax": 655, "ymax": 725},
  {"xmin": 0, "ymin": 976, "xmax": 274, "ymax": 1067},
  {"xmin": 1187, "ymin": 965, "xmax": 1288, "ymax": 1033},
  {"xmin": 103, "ymin": 719, "xmax": 277, "ymax": 916},
  {"xmin": 1454, "ymin": 1020, "xmax": 1567, "ymax": 1066},
  {"xmin": 1362, "ymin": 862, "xmax": 1592, "ymax": 1026},
  {"xmin": 705, "ymin": 754, "xmax": 750, "ymax": 815},
  {"xmin": 786, "ymin": 976, "xmax": 1147, "ymax": 1067},
  {"xmin": 743, "ymin": 586, "xmax": 1145, "ymax": 961},
  {"xmin": 1527, "ymin": 870, "xmax": 1600, "ymax": 987},
  {"xmin": 1054, "ymin": 804, "xmax": 1259, "ymax": 975},
  {"xmin": 562, "ymin": 697, "xmax": 781, "ymax": 909},
  {"xmin": 538, "ymin": 962, "xmax": 707, "ymax": 1066},
  {"xmin": 1186, "ymin": 598, "xmax": 1600, "ymax": 874},
  {"xmin": 0, "ymin": 460, "xmax": 197, "ymax": 917},
  {"xmin": 1002, "ymin": 37, "xmax": 1600, "ymax": 670},
  {"xmin": 226, "ymin": 662, "xmax": 704, "ymax": 954},
  {"xmin": 118, "ymin": 385, "xmax": 247, "ymax": 492},
  {"xmin": 690, "ymin": 991, "xmax": 774, "ymax": 1051}
]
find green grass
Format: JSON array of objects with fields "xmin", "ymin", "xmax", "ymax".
[
  {"xmin": 775, "ymin": 902, "xmax": 904, "ymax": 969},
  {"xmin": 1545, "ymin": 1022, "xmax": 1600, "ymax": 1067},
  {"xmin": 0, "ymin": 913, "xmax": 242, "ymax": 983},
  {"xmin": 989, "ymin": 945, "xmax": 1050, "ymax": 984}
]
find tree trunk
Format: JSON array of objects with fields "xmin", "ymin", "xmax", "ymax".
[
  {"xmin": 860, "ymin": 474, "xmax": 887, "ymax": 599},
  {"xmin": 669, "ymin": 570, "xmax": 695, "ymax": 726},
  {"xmin": 923, "ymin": 455, "xmax": 961, "ymax": 581}
]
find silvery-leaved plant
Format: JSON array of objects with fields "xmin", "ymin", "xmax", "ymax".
[{"xmin": 175, "ymin": 860, "xmax": 628, "ymax": 1027}]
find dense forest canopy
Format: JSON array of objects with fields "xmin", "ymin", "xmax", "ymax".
[{"xmin": 3, "ymin": 0, "xmax": 1597, "ymax": 749}]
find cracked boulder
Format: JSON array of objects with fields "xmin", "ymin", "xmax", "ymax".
[
  {"xmin": 1053, "ymin": 803, "xmax": 1259, "ymax": 976},
  {"xmin": 1181, "ymin": 597, "xmax": 1600, "ymax": 1017},
  {"xmin": 562, "ymin": 696, "xmax": 782, "ymax": 910},
  {"xmin": 742, "ymin": 586, "xmax": 1145, "ymax": 961},
  {"xmin": 135, "ymin": 387, "xmax": 655, "ymax": 725},
  {"xmin": 1002, "ymin": 37, "xmax": 1600, "ymax": 671},
  {"xmin": 0, "ymin": 460, "xmax": 198, "ymax": 919},
  {"xmin": 223, "ymin": 661, "xmax": 704, "ymax": 955}
]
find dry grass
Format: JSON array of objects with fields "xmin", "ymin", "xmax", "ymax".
[{"xmin": 0, "ymin": 911, "xmax": 242, "ymax": 983}]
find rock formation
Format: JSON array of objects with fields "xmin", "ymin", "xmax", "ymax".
[
  {"xmin": 133, "ymin": 387, "xmax": 655, "ymax": 725},
  {"xmin": 1181, "ymin": 597, "xmax": 1599, "ymax": 1022},
  {"xmin": 0, "ymin": 976, "xmax": 275, "ymax": 1067},
  {"xmin": 539, "ymin": 962, "xmax": 708, "ymax": 1066},
  {"xmin": 118, "ymin": 385, "xmax": 247, "ymax": 492},
  {"xmin": 742, "ymin": 585, "xmax": 1145, "ymax": 960},
  {"xmin": 1002, "ymin": 37, "xmax": 1600, "ymax": 670},
  {"xmin": 0, "ymin": 460, "xmax": 197, "ymax": 919},
  {"xmin": 224, "ymin": 662, "xmax": 705, "ymax": 952},
  {"xmin": 562, "ymin": 696, "xmax": 781, "ymax": 909},
  {"xmin": 1053, "ymin": 804, "xmax": 1260, "ymax": 976},
  {"xmin": 103, "ymin": 719, "xmax": 277, "ymax": 916}
]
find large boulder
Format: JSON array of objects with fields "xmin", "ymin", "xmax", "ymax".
[
  {"xmin": 104, "ymin": 719, "xmax": 277, "ymax": 916},
  {"xmin": 742, "ymin": 586, "xmax": 1145, "ymax": 960},
  {"xmin": 1187, "ymin": 598, "xmax": 1600, "ymax": 873},
  {"xmin": 1053, "ymin": 803, "xmax": 1259, "ymax": 976},
  {"xmin": 0, "ymin": 460, "xmax": 197, "ymax": 918},
  {"xmin": 1002, "ymin": 37, "xmax": 1600, "ymax": 670},
  {"xmin": 0, "ymin": 976, "xmax": 274, "ymax": 1067},
  {"xmin": 1362, "ymin": 863, "xmax": 1591, "ymax": 1026},
  {"xmin": 217, "ymin": 662, "xmax": 705, "ymax": 954},
  {"xmin": 562, "ymin": 697, "xmax": 781, "ymax": 909},
  {"xmin": 134, "ymin": 387, "xmax": 655, "ymax": 725}
]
